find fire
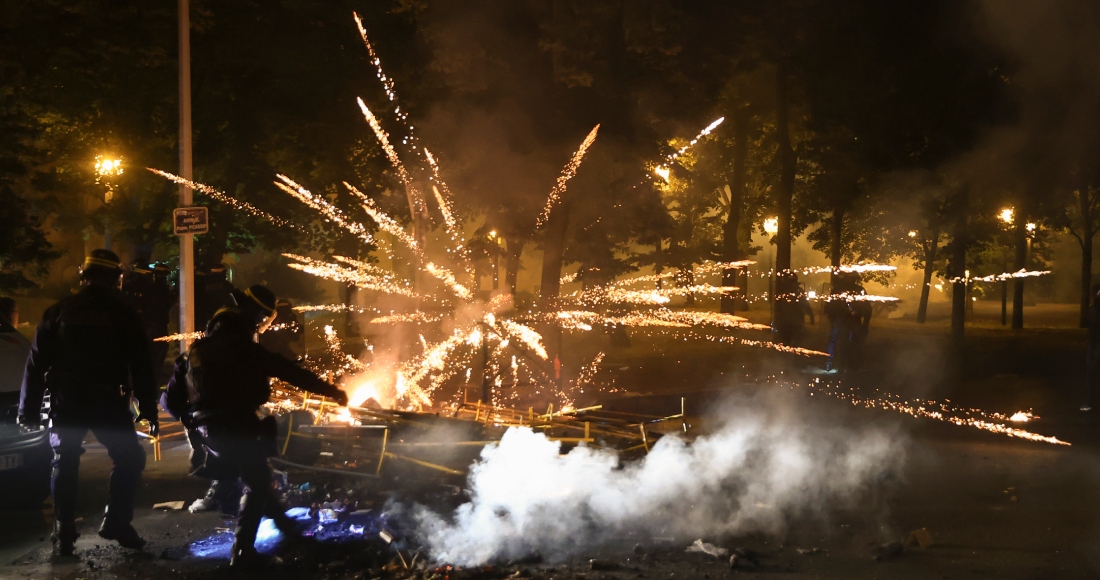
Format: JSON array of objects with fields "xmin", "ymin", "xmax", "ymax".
[{"xmin": 345, "ymin": 375, "xmax": 384, "ymax": 408}]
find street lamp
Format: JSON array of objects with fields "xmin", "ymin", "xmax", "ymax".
[
  {"xmin": 763, "ymin": 217, "xmax": 778, "ymax": 325},
  {"xmin": 94, "ymin": 155, "xmax": 123, "ymax": 202},
  {"xmin": 653, "ymin": 166, "xmax": 670, "ymax": 182},
  {"xmin": 95, "ymin": 155, "xmax": 123, "ymax": 250},
  {"xmin": 998, "ymin": 207, "xmax": 1014, "ymax": 225},
  {"xmin": 488, "ymin": 230, "xmax": 501, "ymax": 290}
]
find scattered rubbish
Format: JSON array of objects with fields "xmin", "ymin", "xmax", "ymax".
[
  {"xmin": 590, "ymin": 559, "xmax": 620, "ymax": 571},
  {"xmin": 152, "ymin": 501, "xmax": 186, "ymax": 510},
  {"xmin": 796, "ymin": 547, "xmax": 824, "ymax": 556},
  {"xmin": 379, "ymin": 530, "xmax": 394, "ymax": 544},
  {"xmin": 873, "ymin": 540, "xmax": 904, "ymax": 561},
  {"xmin": 728, "ymin": 548, "xmax": 760, "ymax": 569},
  {"xmin": 686, "ymin": 539, "xmax": 729, "ymax": 559},
  {"xmin": 318, "ymin": 508, "xmax": 338, "ymax": 523},
  {"xmin": 907, "ymin": 528, "xmax": 934, "ymax": 548}
]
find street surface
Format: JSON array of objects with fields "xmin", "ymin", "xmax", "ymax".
[{"xmin": 2, "ymin": 303, "xmax": 1099, "ymax": 579}]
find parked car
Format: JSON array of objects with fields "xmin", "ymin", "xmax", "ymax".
[{"xmin": 0, "ymin": 324, "xmax": 51, "ymax": 507}]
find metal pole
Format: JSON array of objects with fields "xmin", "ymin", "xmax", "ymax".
[
  {"xmin": 178, "ymin": 0, "xmax": 195, "ymax": 351},
  {"xmin": 480, "ymin": 322, "xmax": 490, "ymax": 404}
]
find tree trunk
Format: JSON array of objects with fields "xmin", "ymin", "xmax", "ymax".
[
  {"xmin": 916, "ymin": 232, "xmax": 938, "ymax": 324},
  {"xmin": 721, "ymin": 108, "xmax": 749, "ymax": 314},
  {"xmin": 829, "ymin": 206, "xmax": 844, "ymax": 285},
  {"xmin": 684, "ymin": 268, "xmax": 695, "ymax": 306},
  {"xmin": 505, "ymin": 238, "xmax": 524, "ymax": 295},
  {"xmin": 948, "ymin": 189, "xmax": 969, "ymax": 342},
  {"xmin": 1079, "ymin": 188, "xmax": 1094, "ymax": 328},
  {"xmin": 774, "ymin": 61, "xmax": 795, "ymax": 273},
  {"xmin": 1081, "ymin": 238, "xmax": 1093, "ymax": 328},
  {"xmin": 344, "ymin": 283, "xmax": 360, "ymax": 338},
  {"xmin": 1011, "ymin": 216, "xmax": 1026, "ymax": 329},
  {"xmin": 654, "ymin": 240, "xmax": 664, "ymax": 290},
  {"xmin": 539, "ymin": 199, "xmax": 571, "ymax": 310}
]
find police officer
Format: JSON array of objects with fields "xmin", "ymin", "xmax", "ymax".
[
  {"xmin": 163, "ymin": 284, "xmax": 348, "ymax": 568},
  {"xmin": 773, "ymin": 271, "xmax": 815, "ymax": 346},
  {"xmin": 259, "ymin": 298, "xmax": 304, "ymax": 361},
  {"xmin": 18, "ymin": 249, "xmax": 159, "ymax": 556}
]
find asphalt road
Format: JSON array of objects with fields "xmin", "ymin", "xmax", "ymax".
[{"xmin": 2, "ymin": 308, "xmax": 1100, "ymax": 579}]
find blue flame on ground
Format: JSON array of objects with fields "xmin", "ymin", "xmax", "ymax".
[{"xmin": 188, "ymin": 507, "xmax": 380, "ymax": 559}]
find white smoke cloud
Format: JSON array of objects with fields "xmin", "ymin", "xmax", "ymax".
[{"xmin": 416, "ymin": 393, "xmax": 904, "ymax": 565}]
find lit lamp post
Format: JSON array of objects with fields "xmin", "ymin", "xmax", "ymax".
[
  {"xmin": 488, "ymin": 230, "xmax": 501, "ymax": 290},
  {"xmin": 764, "ymin": 217, "xmax": 779, "ymax": 324},
  {"xmin": 998, "ymin": 208, "xmax": 1014, "ymax": 325},
  {"xmin": 94, "ymin": 155, "xmax": 123, "ymax": 251}
]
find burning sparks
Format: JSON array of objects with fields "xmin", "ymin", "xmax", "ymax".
[
  {"xmin": 370, "ymin": 312, "xmax": 442, "ymax": 324},
  {"xmin": 498, "ymin": 320, "xmax": 548, "ymax": 359},
  {"xmin": 425, "ymin": 262, "xmax": 474, "ymax": 300},
  {"xmin": 148, "ymin": 169, "xmax": 302, "ymax": 230},
  {"xmin": 950, "ymin": 269, "xmax": 1052, "ymax": 283},
  {"xmin": 355, "ymin": 99, "xmax": 427, "ymax": 217},
  {"xmin": 153, "ymin": 331, "xmax": 204, "ymax": 343},
  {"xmin": 283, "ymin": 253, "xmax": 420, "ymax": 298},
  {"xmin": 536, "ymin": 125, "xmax": 600, "ymax": 228},
  {"xmin": 798, "ymin": 379, "xmax": 1069, "ymax": 446},
  {"xmin": 274, "ymin": 174, "xmax": 374, "ymax": 245},
  {"xmin": 666, "ymin": 117, "xmax": 724, "ymax": 165}
]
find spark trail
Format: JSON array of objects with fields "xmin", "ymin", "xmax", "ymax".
[{"xmin": 536, "ymin": 125, "xmax": 600, "ymax": 228}]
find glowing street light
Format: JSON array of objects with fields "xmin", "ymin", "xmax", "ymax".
[
  {"xmin": 908, "ymin": 230, "xmax": 918, "ymax": 238},
  {"xmin": 653, "ymin": 165, "xmax": 670, "ymax": 182},
  {"xmin": 998, "ymin": 208, "xmax": 1014, "ymax": 225},
  {"xmin": 1026, "ymin": 222, "xmax": 1036, "ymax": 234},
  {"xmin": 95, "ymin": 156, "xmax": 123, "ymax": 178},
  {"xmin": 763, "ymin": 217, "xmax": 779, "ymax": 236}
]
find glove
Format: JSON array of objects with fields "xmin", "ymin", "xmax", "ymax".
[
  {"xmin": 136, "ymin": 412, "xmax": 160, "ymax": 438},
  {"xmin": 16, "ymin": 414, "xmax": 42, "ymax": 431}
]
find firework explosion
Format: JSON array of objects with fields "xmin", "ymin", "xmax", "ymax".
[{"xmin": 149, "ymin": 13, "xmax": 1067, "ymax": 451}]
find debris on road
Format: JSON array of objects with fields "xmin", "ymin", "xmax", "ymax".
[
  {"xmin": 152, "ymin": 501, "xmax": 186, "ymax": 510},
  {"xmin": 728, "ymin": 547, "xmax": 760, "ymax": 569},
  {"xmin": 907, "ymin": 527, "xmax": 934, "ymax": 548},
  {"xmin": 873, "ymin": 540, "xmax": 904, "ymax": 561},
  {"xmin": 686, "ymin": 538, "xmax": 729, "ymax": 558}
]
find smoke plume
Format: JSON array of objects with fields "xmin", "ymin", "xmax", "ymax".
[{"xmin": 416, "ymin": 391, "xmax": 904, "ymax": 565}]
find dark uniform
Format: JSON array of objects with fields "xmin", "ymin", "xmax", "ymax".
[
  {"xmin": 18, "ymin": 250, "xmax": 158, "ymax": 555},
  {"xmin": 259, "ymin": 299, "xmax": 304, "ymax": 361},
  {"xmin": 147, "ymin": 263, "xmax": 175, "ymax": 379},
  {"xmin": 824, "ymin": 274, "xmax": 859, "ymax": 372},
  {"xmin": 195, "ymin": 266, "xmax": 234, "ymax": 330},
  {"xmin": 163, "ymin": 285, "xmax": 347, "ymax": 567},
  {"xmin": 773, "ymin": 272, "xmax": 815, "ymax": 346}
]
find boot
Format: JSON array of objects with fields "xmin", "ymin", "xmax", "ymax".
[
  {"xmin": 97, "ymin": 520, "xmax": 146, "ymax": 550},
  {"xmin": 229, "ymin": 541, "xmax": 273, "ymax": 569},
  {"xmin": 188, "ymin": 481, "xmax": 221, "ymax": 513},
  {"xmin": 52, "ymin": 520, "xmax": 78, "ymax": 557}
]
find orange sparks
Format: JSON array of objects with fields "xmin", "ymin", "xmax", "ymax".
[
  {"xmin": 536, "ymin": 125, "xmax": 600, "ymax": 228},
  {"xmin": 149, "ymin": 169, "xmax": 300, "ymax": 230}
]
